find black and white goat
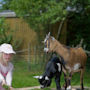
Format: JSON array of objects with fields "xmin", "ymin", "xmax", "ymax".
[{"xmin": 34, "ymin": 56, "xmax": 62, "ymax": 90}]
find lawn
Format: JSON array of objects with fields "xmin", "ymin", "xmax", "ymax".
[{"xmin": 12, "ymin": 57, "xmax": 90, "ymax": 89}]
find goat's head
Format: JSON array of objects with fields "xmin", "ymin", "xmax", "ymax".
[
  {"xmin": 43, "ymin": 32, "xmax": 56, "ymax": 53},
  {"xmin": 33, "ymin": 75, "xmax": 51, "ymax": 88}
]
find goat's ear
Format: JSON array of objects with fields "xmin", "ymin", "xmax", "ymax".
[
  {"xmin": 33, "ymin": 76, "xmax": 43, "ymax": 79},
  {"xmin": 46, "ymin": 34, "xmax": 49, "ymax": 39},
  {"xmin": 51, "ymin": 36, "xmax": 55, "ymax": 41},
  {"xmin": 45, "ymin": 76, "xmax": 49, "ymax": 80},
  {"xmin": 33, "ymin": 76, "xmax": 40, "ymax": 79},
  {"xmin": 48, "ymin": 32, "xmax": 50, "ymax": 37}
]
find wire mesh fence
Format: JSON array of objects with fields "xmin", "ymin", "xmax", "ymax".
[
  {"xmin": 12, "ymin": 45, "xmax": 90, "ymax": 73},
  {"xmin": 12, "ymin": 45, "xmax": 52, "ymax": 73}
]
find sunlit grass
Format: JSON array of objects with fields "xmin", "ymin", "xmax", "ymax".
[{"xmin": 12, "ymin": 58, "xmax": 90, "ymax": 89}]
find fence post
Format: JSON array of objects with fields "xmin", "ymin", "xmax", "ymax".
[
  {"xmin": 34, "ymin": 46, "xmax": 37, "ymax": 64},
  {"xmin": 28, "ymin": 43, "xmax": 31, "ymax": 71}
]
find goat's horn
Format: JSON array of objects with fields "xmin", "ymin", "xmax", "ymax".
[
  {"xmin": 48, "ymin": 32, "xmax": 50, "ymax": 36},
  {"xmin": 33, "ymin": 76, "xmax": 40, "ymax": 79},
  {"xmin": 33, "ymin": 76, "xmax": 43, "ymax": 79}
]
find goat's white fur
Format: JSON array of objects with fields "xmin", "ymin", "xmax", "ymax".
[{"xmin": 56, "ymin": 63, "xmax": 61, "ymax": 72}]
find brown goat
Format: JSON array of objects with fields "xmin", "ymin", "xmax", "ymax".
[{"xmin": 43, "ymin": 32, "xmax": 87, "ymax": 90}]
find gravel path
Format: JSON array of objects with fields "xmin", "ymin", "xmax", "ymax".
[
  {"xmin": 12, "ymin": 86, "xmax": 90, "ymax": 90},
  {"xmin": 13, "ymin": 86, "xmax": 40, "ymax": 90}
]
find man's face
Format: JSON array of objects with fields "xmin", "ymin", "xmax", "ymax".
[
  {"xmin": 3, "ymin": 53, "xmax": 13, "ymax": 62},
  {"xmin": 38, "ymin": 76, "xmax": 51, "ymax": 88}
]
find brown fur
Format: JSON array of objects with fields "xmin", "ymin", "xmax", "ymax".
[{"xmin": 44, "ymin": 35, "xmax": 87, "ymax": 90}]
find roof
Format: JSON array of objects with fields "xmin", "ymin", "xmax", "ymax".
[
  {"xmin": 0, "ymin": 10, "xmax": 16, "ymax": 17},
  {"xmin": 66, "ymin": 4, "xmax": 83, "ymax": 13}
]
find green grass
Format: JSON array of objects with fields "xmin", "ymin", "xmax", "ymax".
[
  {"xmin": 12, "ymin": 58, "xmax": 90, "ymax": 89},
  {"xmin": 12, "ymin": 70, "xmax": 90, "ymax": 88}
]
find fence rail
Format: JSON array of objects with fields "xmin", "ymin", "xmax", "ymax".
[
  {"xmin": 13, "ymin": 45, "xmax": 90, "ymax": 72},
  {"xmin": 13, "ymin": 45, "xmax": 52, "ymax": 72}
]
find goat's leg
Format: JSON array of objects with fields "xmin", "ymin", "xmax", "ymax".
[
  {"xmin": 80, "ymin": 68, "xmax": 85, "ymax": 90},
  {"xmin": 55, "ymin": 73, "xmax": 61, "ymax": 90},
  {"xmin": 66, "ymin": 73, "xmax": 72, "ymax": 90},
  {"xmin": 63, "ymin": 73, "xmax": 68, "ymax": 90}
]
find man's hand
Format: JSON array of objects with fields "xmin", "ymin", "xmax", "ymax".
[
  {"xmin": 2, "ymin": 79, "xmax": 6, "ymax": 86},
  {"xmin": 9, "ymin": 87, "xmax": 13, "ymax": 90}
]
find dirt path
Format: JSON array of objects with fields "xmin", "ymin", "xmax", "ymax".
[
  {"xmin": 13, "ymin": 86, "xmax": 40, "ymax": 90},
  {"xmin": 12, "ymin": 86, "xmax": 90, "ymax": 90}
]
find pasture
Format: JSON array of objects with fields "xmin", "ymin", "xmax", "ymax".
[{"xmin": 11, "ymin": 56, "xmax": 90, "ymax": 89}]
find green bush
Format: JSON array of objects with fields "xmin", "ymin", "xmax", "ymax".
[
  {"xmin": 3, "ymin": 85, "xmax": 10, "ymax": 90},
  {"xmin": 67, "ymin": 12, "xmax": 90, "ymax": 50},
  {"xmin": 0, "ymin": 18, "xmax": 22, "ymax": 50}
]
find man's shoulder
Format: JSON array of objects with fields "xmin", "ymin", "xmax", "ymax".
[{"xmin": 8, "ymin": 62, "xmax": 14, "ymax": 69}]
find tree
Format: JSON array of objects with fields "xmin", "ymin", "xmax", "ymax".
[
  {"xmin": 67, "ymin": 0, "xmax": 90, "ymax": 49},
  {"xmin": 9, "ymin": 0, "xmax": 70, "ymax": 31},
  {"xmin": 0, "ymin": 0, "xmax": 13, "ymax": 10},
  {"xmin": 0, "ymin": 18, "xmax": 22, "ymax": 50},
  {"xmin": 2, "ymin": 0, "xmax": 90, "ymax": 48},
  {"xmin": 0, "ymin": 18, "xmax": 12, "ymax": 44},
  {"xmin": 2, "ymin": 0, "xmax": 90, "ymax": 30},
  {"xmin": 3, "ymin": 0, "xmax": 70, "ymax": 43}
]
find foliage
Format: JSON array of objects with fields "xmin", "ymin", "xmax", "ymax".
[
  {"xmin": 1, "ymin": 0, "xmax": 71, "ymax": 44},
  {"xmin": 8, "ymin": 0, "xmax": 90, "ymax": 31},
  {"xmin": 8, "ymin": 0, "xmax": 71, "ymax": 31},
  {"xmin": 1, "ymin": 0, "xmax": 13, "ymax": 10},
  {"xmin": 2, "ymin": 0, "xmax": 90, "ymax": 47},
  {"xmin": 0, "ymin": 18, "xmax": 12, "ymax": 44},
  {"xmin": 67, "ymin": 0, "xmax": 90, "ymax": 50},
  {"xmin": 0, "ymin": 18, "xmax": 22, "ymax": 50},
  {"xmin": 3, "ymin": 85, "xmax": 10, "ymax": 90}
]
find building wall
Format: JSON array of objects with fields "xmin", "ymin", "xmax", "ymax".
[
  {"xmin": 5, "ymin": 17, "xmax": 38, "ymax": 50},
  {"xmin": 5, "ymin": 17, "xmax": 67, "ymax": 55}
]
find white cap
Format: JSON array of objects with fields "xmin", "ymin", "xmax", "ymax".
[{"xmin": 0, "ymin": 43, "xmax": 16, "ymax": 54}]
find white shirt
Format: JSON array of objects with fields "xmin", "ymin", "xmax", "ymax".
[{"xmin": 0, "ymin": 62, "xmax": 13, "ymax": 86}]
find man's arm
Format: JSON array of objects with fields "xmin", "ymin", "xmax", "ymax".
[
  {"xmin": 6, "ymin": 71, "xmax": 12, "ymax": 86},
  {"xmin": 0, "ymin": 73, "xmax": 6, "ymax": 85}
]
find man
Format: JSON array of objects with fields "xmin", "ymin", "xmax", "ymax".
[{"xmin": 0, "ymin": 43, "xmax": 16, "ymax": 90}]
